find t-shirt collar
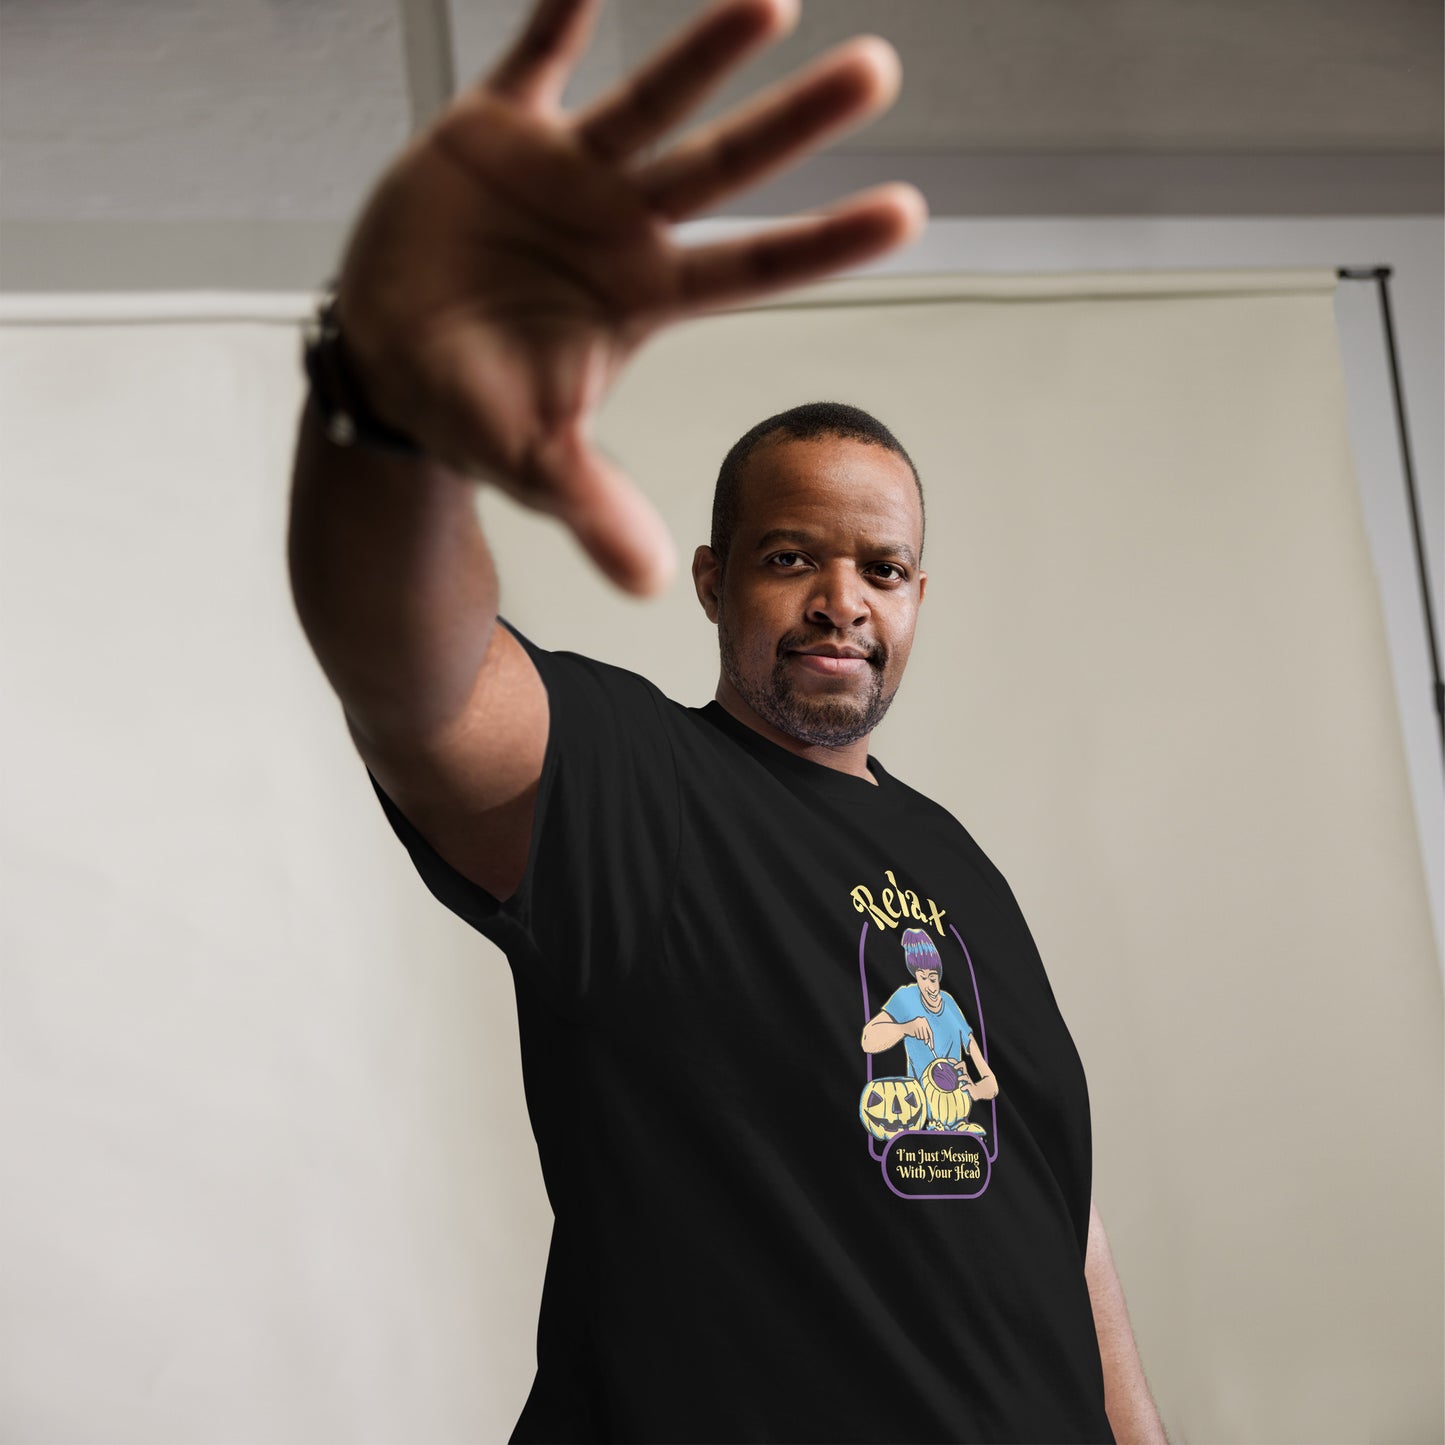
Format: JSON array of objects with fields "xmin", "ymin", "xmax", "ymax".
[{"xmin": 696, "ymin": 699, "xmax": 901, "ymax": 807}]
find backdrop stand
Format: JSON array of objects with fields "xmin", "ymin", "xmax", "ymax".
[{"xmin": 1338, "ymin": 264, "xmax": 1443, "ymax": 766}]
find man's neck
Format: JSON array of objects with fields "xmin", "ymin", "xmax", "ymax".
[{"xmin": 713, "ymin": 680, "xmax": 877, "ymax": 784}]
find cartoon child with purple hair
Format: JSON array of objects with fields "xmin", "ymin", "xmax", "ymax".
[{"xmin": 861, "ymin": 928, "xmax": 1000, "ymax": 1110}]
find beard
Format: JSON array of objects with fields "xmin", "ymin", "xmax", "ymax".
[{"xmin": 718, "ymin": 609, "xmax": 898, "ymax": 748}]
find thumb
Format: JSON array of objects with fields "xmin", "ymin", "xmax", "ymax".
[{"xmin": 530, "ymin": 425, "xmax": 677, "ymax": 597}]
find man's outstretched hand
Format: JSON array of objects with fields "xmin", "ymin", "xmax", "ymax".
[{"xmin": 332, "ymin": 0, "xmax": 927, "ymax": 596}]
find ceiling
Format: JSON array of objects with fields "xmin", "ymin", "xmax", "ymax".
[
  {"xmin": 452, "ymin": 0, "xmax": 1444, "ymax": 152},
  {"xmin": 0, "ymin": 0, "xmax": 1439, "ymax": 289}
]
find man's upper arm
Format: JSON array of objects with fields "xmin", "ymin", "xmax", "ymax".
[
  {"xmin": 357, "ymin": 618, "xmax": 681, "ymax": 986},
  {"xmin": 346, "ymin": 620, "xmax": 547, "ymax": 903},
  {"xmin": 879, "ymin": 988, "xmax": 914, "ymax": 1023}
]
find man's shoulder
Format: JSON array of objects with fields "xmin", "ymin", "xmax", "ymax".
[
  {"xmin": 883, "ymin": 982, "xmax": 921, "ymax": 1012},
  {"xmin": 500, "ymin": 616, "xmax": 669, "ymax": 695},
  {"xmin": 873, "ymin": 757, "xmax": 1021, "ymax": 917},
  {"xmin": 873, "ymin": 758, "xmax": 967, "ymax": 831},
  {"xmin": 500, "ymin": 617, "xmax": 688, "ymax": 728}
]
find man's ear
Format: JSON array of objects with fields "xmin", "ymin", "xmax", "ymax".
[
  {"xmin": 692, "ymin": 544, "xmax": 723, "ymax": 623},
  {"xmin": 918, "ymin": 569, "xmax": 927, "ymax": 604}
]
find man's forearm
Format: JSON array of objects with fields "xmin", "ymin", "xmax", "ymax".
[
  {"xmin": 1098, "ymin": 1330, "xmax": 1167, "ymax": 1445},
  {"xmin": 860, "ymin": 1018, "xmax": 912, "ymax": 1052},
  {"xmin": 1085, "ymin": 1201, "xmax": 1168, "ymax": 1445},
  {"xmin": 286, "ymin": 395, "xmax": 500, "ymax": 746}
]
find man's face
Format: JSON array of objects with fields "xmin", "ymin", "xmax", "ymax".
[
  {"xmin": 693, "ymin": 434, "xmax": 927, "ymax": 748},
  {"xmin": 914, "ymin": 967, "xmax": 942, "ymax": 1008}
]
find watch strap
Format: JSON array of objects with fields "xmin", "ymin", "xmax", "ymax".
[{"xmin": 302, "ymin": 290, "xmax": 425, "ymax": 458}]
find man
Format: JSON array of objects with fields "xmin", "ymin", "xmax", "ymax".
[
  {"xmin": 863, "ymin": 929, "xmax": 999, "ymax": 1118},
  {"xmin": 287, "ymin": 0, "xmax": 1167, "ymax": 1440}
]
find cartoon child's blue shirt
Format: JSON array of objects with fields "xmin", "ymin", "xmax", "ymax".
[{"xmin": 881, "ymin": 983, "xmax": 974, "ymax": 1080}]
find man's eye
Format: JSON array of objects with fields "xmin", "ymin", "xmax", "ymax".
[
  {"xmin": 871, "ymin": 563, "xmax": 906, "ymax": 582},
  {"xmin": 771, "ymin": 552, "xmax": 806, "ymax": 568}
]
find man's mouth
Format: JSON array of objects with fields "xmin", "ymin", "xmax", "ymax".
[
  {"xmin": 785, "ymin": 643, "xmax": 875, "ymax": 677},
  {"xmin": 788, "ymin": 651, "xmax": 869, "ymax": 676}
]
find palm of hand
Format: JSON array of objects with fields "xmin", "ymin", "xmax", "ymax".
[{"xmin": 342, "ymin": 97, "xmax": 673, "ymax": 501}]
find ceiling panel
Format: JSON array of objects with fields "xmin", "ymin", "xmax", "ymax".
[
  {"xmin": 0, "ymin": 0, "xmax": 412, "ymax": 223},
  {"xmin": 452, "ymin": 0, "xmax": 1443, "ymax": 153},
  {"xmin": 0, "ymin": 0, "xmax": 1438, "ymax": 253}
]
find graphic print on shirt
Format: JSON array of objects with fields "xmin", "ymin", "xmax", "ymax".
[{"xmin": 852, "ymin": 869, "xmax": 1000, "ymax": 1200}]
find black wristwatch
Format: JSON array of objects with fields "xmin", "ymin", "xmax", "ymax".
[{"xmin": 302, "ymin": 287, "xmax": 425, "ymax": 458}]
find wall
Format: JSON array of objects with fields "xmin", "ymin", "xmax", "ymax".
[{"xmin": 687, "ymin": 212, "xmax": 1445, "ymax": 967}]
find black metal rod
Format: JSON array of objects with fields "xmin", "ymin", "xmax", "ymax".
[{"xmin": 1338, "ymin": 264, "xmax": 1445, "ymax": 768}]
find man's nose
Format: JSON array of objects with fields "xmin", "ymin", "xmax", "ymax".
[{"xmin": 804, "ymin": 564, "xmax": 867, "ymax": 631}]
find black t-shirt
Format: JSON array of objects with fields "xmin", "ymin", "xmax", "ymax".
[{"xmin": 366, "ymin": 617, "xmax": 1114, "ymax": 1445}]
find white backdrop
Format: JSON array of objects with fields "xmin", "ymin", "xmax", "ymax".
[{"xmin": 2, "ymin": 271, "xmax": 1440, "ymax": 1444}]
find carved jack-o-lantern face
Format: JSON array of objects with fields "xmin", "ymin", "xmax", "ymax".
[{"xmin": 859, "ymin": 1077, "xmax": 927, "ymax": 1141}]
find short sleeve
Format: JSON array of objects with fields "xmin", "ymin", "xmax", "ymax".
[
  {"xmin": 364, "ymin": 616, "xmax": 681, "ymax": 1000},
  {"xmin": 880, "ymin": 985, "xmax": 917, "ymax": 1024}
]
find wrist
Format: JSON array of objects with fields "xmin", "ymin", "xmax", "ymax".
[{"xmin": 303, "ymin": 285, "xmax": 425, "ymax": 458}]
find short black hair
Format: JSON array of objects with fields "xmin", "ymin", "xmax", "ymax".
[{"xmin": 709, "ymin": 401, "xmax": 925, "ymax": 568}]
